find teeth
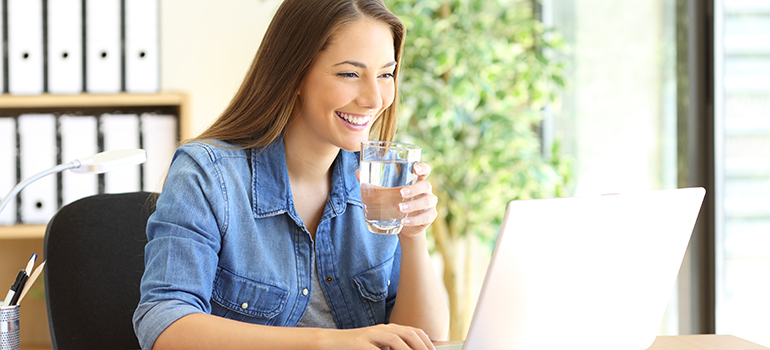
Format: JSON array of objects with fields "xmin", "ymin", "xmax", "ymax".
[{"xmin": 337, "ymin": 112, "xmax": 370, "ymax": 126}]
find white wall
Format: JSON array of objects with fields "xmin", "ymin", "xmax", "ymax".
[{"xmin": 160, "ymin": 0, "xmax": 281, "ymax": 137}]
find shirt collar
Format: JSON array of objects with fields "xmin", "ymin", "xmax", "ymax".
[{"xmin": 251, "ymin": 135, "xmax": 362, "ymax": 219}]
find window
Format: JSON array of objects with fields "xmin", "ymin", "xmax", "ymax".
[{"xmin": 714, "ymin": 0, "xmax": 770, "ymax": 345}]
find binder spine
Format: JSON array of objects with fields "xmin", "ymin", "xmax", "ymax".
[
  {"xmin": 42, "ymin": 0, "xmax": 48, "ymax": 93},
  {"xmin": 2, "ymin": 0, "xmax": 8, "ymax": 94},
  {"xmin": 137, "ymin": 112, "xmax": 144, "ymax": 190},
  {"xmin": 0, "ymin": 116, "xmax": 20, "ymax": 225},
  {"xmin": 55, "ymin": 113, "xmax": 62, "ymax": 208},
  {"xmin": 96, "ymin": 111, "xmax": 104, "ymax": 193},
  {"xmin": 120, "ymin": 0, "xmax": 125, "ymax": 92},
  {"xmin": 8, "ymin": 0, "xmax": 45, "ymax": 95},
  {"xmin": 15, "ymin": 116, "xmax": 20, "ymax": 223},
  {"xmin": 81, "ymin": 0, "xmax": 87, "ymax": 92}
]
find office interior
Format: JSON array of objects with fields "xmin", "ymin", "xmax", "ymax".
[{"xmin": 0, "ymin": 0, "xmax": 768, "ymax": 348}]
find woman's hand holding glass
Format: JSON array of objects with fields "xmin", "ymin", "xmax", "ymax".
[
  {"xmin": 395, "ymin": 162, "xmax": 438, "ymax": 238},
  {"xmin": 358, "ymin": 161, "xmax": 437, "ymax": 237}
]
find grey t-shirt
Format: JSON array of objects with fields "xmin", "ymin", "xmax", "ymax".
[{"xmin": 296, "ymin": 254, "xmax": 337, "ymax": 328}]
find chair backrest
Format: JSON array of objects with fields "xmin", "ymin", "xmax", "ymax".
[{"xmin": 44, "ymin": 192, "xmax": 157, "ymax": 350}]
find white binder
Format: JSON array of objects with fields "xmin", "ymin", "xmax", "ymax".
[
  {"xmin": 47, "ymin": 0, "xmax": 84, "ymax": 94},
  {"xmin": 140, "ymin": 113, "xmax": 177, "ymax": 192},
  {"xmin": 59, "ymin": 115, "xmax": 99, "ymax": 205},
  {"xmin": 101, "ymin": 114, "xmax": 141, "ymax": 193},
  {"xmin": 0, "ymin": 118, "xmax": 16, "ymax": 225},
  {"xmin": 125, "ymin": 0, "xmax": 160, "ymax": 93},
  {"xmin": 85, "ymin": 0, "xmax": 121, "ymax": 93},
  {"xmin": 18, "ymin": 114, "xmax": 58, "ymax": 224},
  {"xmin": 8, "ymin": 0, "xmax": 44, "ymax": 95}
]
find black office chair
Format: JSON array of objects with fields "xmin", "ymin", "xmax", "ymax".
[{"xmin": 44, "ymin": 192, "xmax": 157, "ymax": 350}]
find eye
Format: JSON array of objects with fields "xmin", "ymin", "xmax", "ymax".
[
  {"xmin": 379, "ymin": 72, "xmax": 395, "ymax": 79},
  {"xmin": 337, "ymin": 72, "xmax": 359, "ymax": 78}
]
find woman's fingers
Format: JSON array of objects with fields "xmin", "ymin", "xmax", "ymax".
[
  {"xmin": 377, "ymin": 324, "xmax": 433, "ymax": 350},
  {"xmin": 398, "ymin": 193, "xmax": 438, "ymax": 214},
  {"xmin": 329, "ymin": 324, "xmax": 434, "ymax": 350},
  {"xmin": 413, "ymin": 163, "xmax": 432, "ymax": 180}
]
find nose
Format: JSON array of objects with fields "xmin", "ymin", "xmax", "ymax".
[{"xmin": 356, "ymin": 77, "xmax": 383, "ymax": 111}]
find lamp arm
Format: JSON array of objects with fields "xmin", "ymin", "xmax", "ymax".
[{"xmin": 0, "ymin": 161, "xmax": 80, "ymax": 216}]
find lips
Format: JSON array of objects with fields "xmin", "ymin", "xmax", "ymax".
[{"xmin": 336, "ymin": 111, "xmax": 372, "ymax": 126}]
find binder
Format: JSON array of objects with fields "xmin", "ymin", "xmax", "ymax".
[
  {"xmin": 101, "ymin": 113, "xmax": 141, "ymax": 193},
  {"xmin": 8, "ymin": 0, "xmax": 44, "ymax": 95},
  {"xmin": 18, "ymin": 114, "xmax": 58, "ymax": 224},
  {"xmin": 85, "ymin": 0, "xmax": 121, "ymax": 93},
  {"xmin": 59, "ymin": 115, "xmax": 98, "ymax": 205},
  {"xmin": 125, "ymin": 0, "xmax": 160, "ymax": 93},
  {"xmin": 0, "ymin": 117, "xmax": 16, "ymax": 225},
  {"xmin": 140, "ymin": 113, "xmax": 177, "ymax": 192},
  {"xmin": 47, "ymin": 0, "xmax": 84, "ymax": 94}
]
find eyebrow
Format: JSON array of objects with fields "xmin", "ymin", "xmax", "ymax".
[{"xmin": 333, "ymin": 60, "xmax": 397, "ymax": 69}]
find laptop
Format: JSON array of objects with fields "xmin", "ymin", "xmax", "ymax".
[{"xmin": 436, "ymin": 187, "xmax": 706, "ymax": 350}]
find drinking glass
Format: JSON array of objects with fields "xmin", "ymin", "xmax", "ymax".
[{"xmin": 360, "ymin": 141, "xmax": 421, "ymax": 235}]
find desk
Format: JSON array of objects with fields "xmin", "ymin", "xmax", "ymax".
[
  {"xmin": 432, "ymin": 335, "xmax": 769, "ymax": 349},
  {"xmin": 648, "ymin": 335, "xmax": 768, "ymax": 349}
]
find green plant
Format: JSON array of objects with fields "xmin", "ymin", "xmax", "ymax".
[{"xmin": 384, "ymin": 0, "xmax": 571, "ymax": 340}]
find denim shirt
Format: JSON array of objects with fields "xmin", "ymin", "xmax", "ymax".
[{"xmin": 132, "ymin": 137, "xmax": 401, "ymax": 350}]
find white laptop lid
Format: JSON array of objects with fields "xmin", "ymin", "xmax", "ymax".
[{"xmin": 455, "ymin": 187, "xmax": 705, "ymax": 350}]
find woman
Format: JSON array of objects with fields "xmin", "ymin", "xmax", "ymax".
[{"xmin": 133, "ymin": 0, "xmax": 449, "ymax": 349}]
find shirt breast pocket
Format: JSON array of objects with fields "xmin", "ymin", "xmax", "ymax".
[
  {"xmin": 212, "ymin": 267, "xmax": 289, "ymax": 325},
  {"xmin": 352, "ymin": 257, "xmax": 394, "ymax": 325}
]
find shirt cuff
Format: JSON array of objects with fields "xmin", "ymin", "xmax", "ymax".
[{"xmin": 133, "ymin": 300, "xmax": 203, "ymax": 350}]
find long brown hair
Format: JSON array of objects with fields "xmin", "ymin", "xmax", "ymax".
[{"xmin": 190, "ymin": 0, "xmax": 406, "ymax": 148}]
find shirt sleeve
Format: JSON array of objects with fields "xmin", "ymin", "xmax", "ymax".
[{"xmin": 133, "ymin": 143, "xmax": 228, "ymax": 350}]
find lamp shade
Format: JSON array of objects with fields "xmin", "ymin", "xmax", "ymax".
[{"xmin": 71, "ymin": 149, "xmax": 147, "ymax": 174}]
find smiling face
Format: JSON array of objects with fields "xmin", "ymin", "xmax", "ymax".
[{"xmin": 290, "ymin": 18, "xmax": 397, "ymax": 152}]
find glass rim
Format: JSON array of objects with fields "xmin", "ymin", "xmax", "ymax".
[{"xmin": 361, "ymin": 140, "xmax": 421, "ymax": 150}]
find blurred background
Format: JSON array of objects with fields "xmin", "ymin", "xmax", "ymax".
[{"xmin": 160, "ymin": 0, "xmax": 769, "ymax": 345}]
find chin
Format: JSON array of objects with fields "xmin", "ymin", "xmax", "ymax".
[
  {"xmin": 340, "ymin": 143, "xmax": 363, "ymax": 152},
  {"xmin": 338, "ymin": 137, "xmax": 369, "ymax": 152}
]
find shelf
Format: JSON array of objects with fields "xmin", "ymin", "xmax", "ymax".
[
  {"xmin": 0, "ymin": 92, "xmax": 191, "ymax": 240},
  {"xmin": 0, "ymin": 92, "xmax": 192, "ymax": 139},
  {"xmin": 0, "ymin": 225, "xmax": 46, "ymax": 240},
  {"xmin": 0, "ymin": 92, "xmax": 191, "ymax": 241},
  {"xmin": 0, "ymin": 92, "xmax": 185, "ymax": 108},
  {"xmin": 0, "ymin": 92, "xmax": 190, "ymax": 242}
]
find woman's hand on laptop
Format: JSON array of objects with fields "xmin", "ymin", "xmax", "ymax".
[{"xmin": 319, "ymin": 323, "xmax": 435, "ymax": 350}]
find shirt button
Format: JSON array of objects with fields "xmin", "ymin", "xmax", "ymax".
[
  {"xmin": 302, "ymin": 288, "xmax": 309, "ymax": 296},
  {"xmin": 325, "ymin": 276, "xmax": 333, "ymax": 283},
  {"xmin": 387, "ymin": 279, "xmax": 391, "ymax": 286},
  {"xmin": 240, "ymin": 302, "xmax": 249, "ymax": 309}
]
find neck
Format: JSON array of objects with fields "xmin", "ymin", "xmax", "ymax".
[{"xmin": 282, "ymin": 128, "xmax": 338, "ymax": 184}]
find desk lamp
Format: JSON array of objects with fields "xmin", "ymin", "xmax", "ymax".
[{"xmin": 0, "ymin": 149, "xmax": 147, "ymax": 216}]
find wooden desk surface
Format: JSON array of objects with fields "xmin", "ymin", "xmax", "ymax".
[
  {"xmin": 648, "ymin": 335, "xmax": 768, "ymax": 349},
  {"xmin": 432, "ymin": 335, "xmax": 769, "ymax": 349}
]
